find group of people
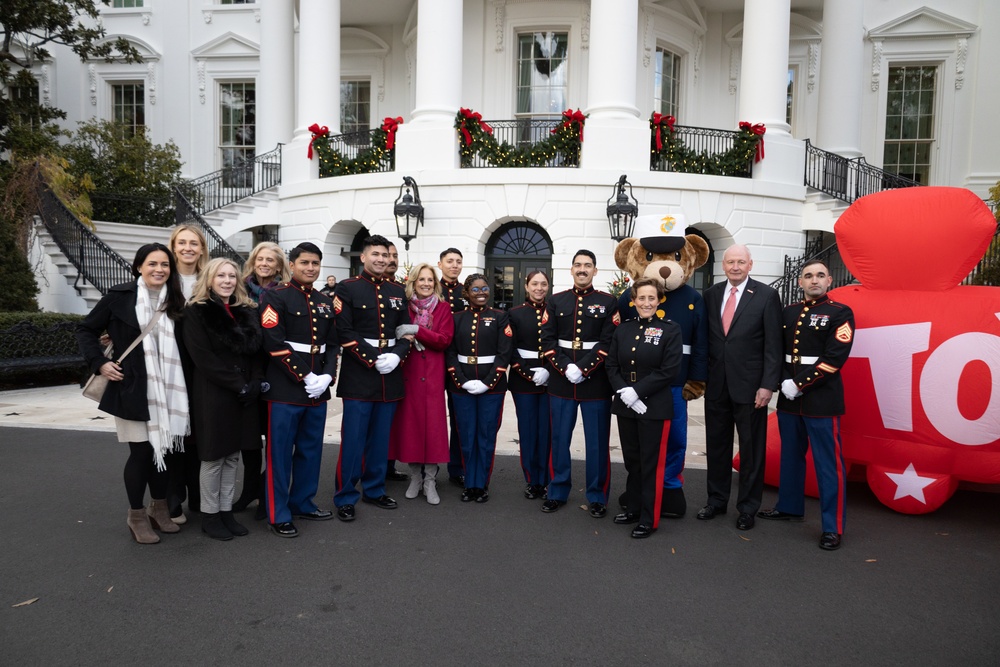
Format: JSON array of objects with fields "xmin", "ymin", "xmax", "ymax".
[{"xmin": 76, "ymin": 220, "xmax": 854, "ymax": 551}]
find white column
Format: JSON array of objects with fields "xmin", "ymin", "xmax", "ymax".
[
  {"xmin": 282, "ymin": 0, "xmax": 340, "ymax": 184},
  {"xmin": 738, "ymin": 0, "xmax": 803, "ymax": 185},
  {"xmin": 394, "ymin": 0, "xmax": 463, "ymax": 171},
  {"xmin": 257, "ymin": 0, "xmax": 294, "ymax": 151},
  {"xmin": 815, "ymin": 0, "xmax": 863, "ymax": 157},
  {"xmin": 580, "ymin": 0, "xmax": 648, "ymax": 171}
]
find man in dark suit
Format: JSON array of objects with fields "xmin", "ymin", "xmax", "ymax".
[{"xmin": 698, "ymin": 244, "xmax": 782, "ymax": 530}]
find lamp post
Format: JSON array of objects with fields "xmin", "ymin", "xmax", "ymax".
[
  {"xmin": 394, "ymin": 176, "xmax": 424, "ymax": 250},
  {"xmin": 606, "ymin": 174, "xmax": 638, "ymax": 242}
]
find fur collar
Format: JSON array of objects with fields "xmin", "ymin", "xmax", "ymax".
[{"xmin": 186, "ymin": 299, "xmax": 263, "ymax": 355}]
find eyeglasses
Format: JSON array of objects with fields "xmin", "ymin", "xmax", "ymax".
[{"xmin": 470, "ymin": 286, "xmax": 490, "ymax": 294}]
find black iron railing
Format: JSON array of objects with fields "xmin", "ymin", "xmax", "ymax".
[
  {"xmin": 651, "ymin": 125, "xmax": 752, "ymax": 178},
  {"xmin": 175, "ymin": 143, "xmax": 282, "ymax": 218},
  {"xmin": 327, "ymin": 128, "xmax": 396, "ymax": 173},
  {"xmin": 37, "ymin": 181, "xmax": 134, "ymax": 296},
  {"xmin": 771, "ymin": 238, "xmax": 858, "ymax": 306},
  {"xmin": 173, "ymin": 187, "xmax": 245, "ymax": 268},
  {"xmin": 461, "ymin": 118, "xmax": 572, "ymax": 168},
  {"xmin": 90, "ymin": 190, "xmax": 174, "ymax": 227},
  {"xmin": 804, "ymin": 139, "xmax": 920, "ymax": 204},
  {"xmin": 0, "ymin": 320, "xmax": 85, "ymax": 375},
  {"xmin": 963, "ymin": 222, "xmax": 1000, "ymax": 286}
]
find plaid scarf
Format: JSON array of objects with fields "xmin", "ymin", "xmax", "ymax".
[{"xmin": 135, "ymin": 278, "xmax": 190, "ymax": 471}]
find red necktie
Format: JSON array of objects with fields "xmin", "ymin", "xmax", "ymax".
[{"xmin": 722, "ymin": 285, "xmax": 737, "ymax": 335}]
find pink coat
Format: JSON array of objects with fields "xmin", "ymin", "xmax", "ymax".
[{"xmin": 389, "ymin": 299, "xmax": 454, "ymax": 463}]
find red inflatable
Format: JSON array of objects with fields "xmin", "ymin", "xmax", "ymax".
[{"xmin": 755, "ymin": 187, "xmax": 1000, "ymax": 514}]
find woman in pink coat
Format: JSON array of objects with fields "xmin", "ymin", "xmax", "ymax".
[{"xmin": 389, "ymin": 263, "xmax": 455, "ymax": 504}]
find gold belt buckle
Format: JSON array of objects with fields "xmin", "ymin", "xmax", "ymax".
[
  {"xmin": 791, "ymin": 355, "xmax": 800, "ymax": 363},
  {"xmin": 630, "ymin": 372, "xmax": 636, "ymax": 382},
  {"xmin": 310, "ymin": 345, "xmax": 320, "ymax": 354},
  {"xmin": 572, "ymin": 341, "xmax": 582, "ymax": 350},
  {"xmin": 467, "ymin": 356, "xmax": 478, "ymax": 365},
  {"xmin": 379, "ymin": 339, "xmax": 389, "ymax": 348}
]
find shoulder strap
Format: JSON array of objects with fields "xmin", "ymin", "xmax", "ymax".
[{"xmin": 115, "ymin": 309, "xmax": 164, "ymax": 364}]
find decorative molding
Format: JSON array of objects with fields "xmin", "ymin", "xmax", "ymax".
[
  {"xmin": 581, "ymin": 4, "xmax": 590, "ymax": 50},
  {"xmin": 197, "ymin": 60, "xmax": 206, "ymax": 105},
  {"xmin": 692, "ymin": 36, "xmax": 702, "ymax": 85},
  {"xmin": 88, "ymin": 65, "xmax": 97, "ymax": 106},
  {"xmin": 955, "ymin": 37, "xmax": 967, "ymax": 89},
  {"xmin": 377, "ymin": 55, "xmax": 386, "ymax": 102},
  {"xmin": 728, "ymin": 48, "xmax": 739, "ymax": 95},
  {"xmin": 404, "ymin": 39, "xmax": 416, "ymax": 88},
  {"xmin": 807, "ymin": 42, "xmax": 819, "ymax": 93},
  {"xmin": 142, "ymin": 12, "xmax": 151, "ymax": 26},
  {"xmin": 254, "ymin": 10, "xmax": 261, "ymax": 23},
  {"xmin": 870, "ymin": 39, "xmax": 882, "ymax": 92},
  {"xmin": 40, "ymin": 65, "xmax": 51, "ymax": 106},
  {"xmin": 641, "ymin": 9, "xmax": 652, "ymax": 68},
  {"xmin": 203, "ymin": 11, "xmax": 212, "ymax": 24},
  {"xmin": 491, "ymin": 0, "xmax": 505, "ymax": 52},
  {"xmin": 147, "ymin": 62, "xmax": 156, "ymax": 105}
]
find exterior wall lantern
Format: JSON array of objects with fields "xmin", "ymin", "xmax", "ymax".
[
  {"xmin": 606, "ymin": 174, "xmax": 638, "ymax": 242},
  {"xmin": 393, "ymin": 176, "xmax": 424, "ymax": 250}
]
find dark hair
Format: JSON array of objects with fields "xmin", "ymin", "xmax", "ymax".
[
  {"xmin": 440, "ymin": 247, "xmax": 463, "ymax": 260},
  {"xmin": 132, "ymin": 243, "xmax": 186, "ymax": 318},
  {"xmin": 572, "ymin": 249, "xmax": 597, "ymax": 265},
  {"xmin": 630, "ymin": 276, "xmax": 665, "ymax": 302},
  {"xmin": 462, "ymin": 273, "xmax": 489, "ymax": 302},
  {"xmin": 289, "ymin": 242, "xmax": 323, "ymax": 262},
  {"xmin": 387, "ymin": 242, "xmax": 397, "ymax": 251},
  {"xmin": 362, "ymin": 235, "xmax": 390, "ymax": 252},
  {"xmin": 525, "ymin": 270, "xmax": 549, "ymax": 286},
  {"xmin": 800, "ymin": 259, "xmax": 831, "ymax": 275}
]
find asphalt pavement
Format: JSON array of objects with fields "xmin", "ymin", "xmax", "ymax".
[{"xmin": 1, "ymin": 424, "xmax": 998, "ymax": 665}]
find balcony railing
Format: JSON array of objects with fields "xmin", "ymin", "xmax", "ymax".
[
  {"xmin": 175, "ymin": 143, "xmax": 282, "ymax": 217},
  {"xmin": 804, "ymin": 139, "xmax": 920, "ymax": 204},
  {"xmin": 460, "ymin": 118, "xmax": 574, "ymax": 168},
  {"xmin": 317, "ymin": 128, "xmax": 395, "ymax": 177},
  {"xmin": 650, "ymin": 125, "xmax": 753, "ymax": 178},
  {"xmin": 90, "ymin": 190, "xmax": 174, "ymax": 227}
]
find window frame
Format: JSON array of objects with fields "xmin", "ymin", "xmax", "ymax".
[
  {"xmin": 110, "ymin": 81, "xmax": 146, "ymax": 138},
  {"xmin": 653, "ymin": 44, "xmax": 682, "ymax": 120},
  {"xmin": 217, "ymin": 80, "xmax": 257, "ymax": 184},
  {"xmin": 339, "ymin": 79, "xmax": 372, "ymax": 136},
  {"xmin": 881, "ymin": 63, "xmax": 938, "ymax": 184},
  {"xmin": 514, "ymin": 30, "xmax": 571, "ymax": 121}
]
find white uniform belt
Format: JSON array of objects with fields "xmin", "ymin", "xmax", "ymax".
[
  {"xmin": 458, "ymin": 354, "xmax": 496, "ymax": 365},
  {"xmin": 558, "ymin": 339, "xmax": 597, "ymax": 350},
  {"xmin": 364, "ymin": 337, "xmax": 397, "ymax": 348},
  {"xmin": 785, "ymin": 354, "xmax": 819, "ymax": 364},
  {"xmin": 682, "ymin": 345, "xmax": 691, "ymax": 355},
  {"xmin": 287, "ymin": 341, "xmax": 326, "ymax": 354},
  {"xmin": 517, "ymin": 348, "xmax": 541, "ymax": 358}
]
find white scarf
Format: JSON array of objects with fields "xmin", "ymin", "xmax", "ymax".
[{"xmin": 135, "ymin": 277, "xmax": 190, "ymax": 471}]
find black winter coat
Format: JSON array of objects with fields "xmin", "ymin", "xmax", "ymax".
[
  {"xmin": 181, "ymin": 298, "xmax": 265, "ymax": 460},
  {"xmin": 76, "ymin": 281, "xmax": 161, "ymax": 422}
]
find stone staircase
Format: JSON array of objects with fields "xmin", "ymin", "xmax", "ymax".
[
  {"xmin": 801, "ymin": 190, "xmax": 850, "ymax": 233},
  {"xmin": 199, "ymin": 190, "xmax": 280, "ymax": 253}
]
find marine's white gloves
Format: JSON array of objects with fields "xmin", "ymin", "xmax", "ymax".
[
  {"xmin": 531, "ymin": 367, "xmax": 550, "ymax": 386},
  {"xmin": 617, "ymin": 386, "xmax": 640, "ymax": 408},
  {"xmin": 375, "ymin": 353, "xmax": 401, "ymax": 374},
  {"xmin": 781, "ymin": 379, "xmax": 802, "ymax": 401},
  {"xmin": 565, "ymin": 364, "xmax": 584, "ymax": 384},
  {"xmin": 462, "ymin": 380, "xmax": 489, "ymax": 395}
]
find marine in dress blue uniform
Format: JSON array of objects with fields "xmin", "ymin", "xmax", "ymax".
[
  {"xmin": 508, "ymin": 297, "xmax": 552, "ymax": 498},
  {"xmin": 540, "ymin": 251, "xmax": 619, "ymax": 516},
  {"xmin": 332, "ymin": 237, "xmax": 412, "ymax": 519},
  {"xmin": 259, "ymin": 244, "xmax": 338, "ymax": 536},
  {"xmin": 758, "ymin": 260, "xmax": 854, "ymax": 551}
]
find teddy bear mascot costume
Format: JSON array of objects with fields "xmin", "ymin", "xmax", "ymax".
[{"xmin": 614, "ymin": 213, "xmax": 710, "ymax": 517}]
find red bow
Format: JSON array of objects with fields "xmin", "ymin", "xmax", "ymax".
[
  {"xmin": 381, "ymin": 116, "xmax": 403, "ymax": 150},
  {"xmin": 458, "ymin": 107, "xmax": 493, "ymax": 146},
  {"xmin": 739, "ymin": 121, "xmax": 766, "ymax": 162},
  {"xmin": 652, "ymin": 113, "xmax": 676, "ymax": 151},
  {"xmin": 554, "ymin": 109, "xmax": 586, "ymax": 141},
  {"xmin": 307, "ymin": 123, "xmax": 329, "ymax": 159}
]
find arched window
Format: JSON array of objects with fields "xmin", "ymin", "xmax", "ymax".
[{"xmin": 485, "ymin": 221, "xmax": 553, "ymax": 310}]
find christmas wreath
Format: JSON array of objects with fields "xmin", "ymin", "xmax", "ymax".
[
  {"xmin": 309, "ymin": 117, "xmax": 401, "ymax": 177},
  {"xmin": 455, "ymin": 107, "xmax": 585, "ymax": 168},
  {"xmin": 649, "ymin": 113, "xmax": 765, "ymax": 176}
]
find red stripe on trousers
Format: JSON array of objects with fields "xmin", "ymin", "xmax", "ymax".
[
  {"xmin": 652, "ymin": 421, "xmax": 671, "ymax": 530},
  {"xmin": 265, "ymin": 402, "xmax": 276, "ymax": 523},
  {"xmin": 832, "ymin": 416, "xmax": 845, "ymax": 534}
]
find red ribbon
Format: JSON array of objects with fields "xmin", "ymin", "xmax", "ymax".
[
  {"xmin": 554, "ymin": 109, "xmax": 586, "ymax": 141},
  {"xmin": 652, "ymin": 113, "xmax": 676, "ymax": 151},
  {"xmin": 739, "ymin": 121, "xmax": 766, "ymax": 162},
  {"xmin": 307, "ymin": 123, "xmax": 329, "ymax": 159},
  {"xmin": 381, "ymin": 116, "xmax": 403, "ymax": 150},
  {"xmin": 458, "ymin": 107, "xmax": 493, "ymax": 146}
]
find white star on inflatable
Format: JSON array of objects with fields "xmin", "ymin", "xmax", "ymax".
[{"xmin": 885, "ymin": 463, "xmax": 936, "ymax": 504}]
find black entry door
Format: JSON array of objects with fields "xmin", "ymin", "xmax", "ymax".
[{"xmin": 484, "ymin": 222, "xmax": 553, "ymax": 311}]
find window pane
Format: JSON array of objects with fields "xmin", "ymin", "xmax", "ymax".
[
  {"xmin": 515, "ymin": 32, "xmax": 569, "ymax": 118},
  {"xmin": 111, "ymin": 82, "xmax": 145, "ymax": 138},
  {"xmin": 219, "ymin": 82, "xmax": 256, "ymax": 174},
  {"xmin": 340, "ymin": 80, "xmax": 371, "ymax": 134},
  {"xmin": 883, "ymin": 65, "xmax": 936, "ymax": 183},
  {"xmin": 654, "ymin": 47, "xmax": 681, "ymax": 118}
]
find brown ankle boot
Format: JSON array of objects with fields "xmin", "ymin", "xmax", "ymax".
[
  {"xmin": 127, "ymin": 508, "xmax": 160, "ymax": 544},
  {"xmin": 147, "ymin": 499, "xmax": 180, "ymax": 533}
]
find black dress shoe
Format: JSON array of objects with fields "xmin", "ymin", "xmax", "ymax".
[
  {"xmin": 631, "ymin": 524, "xmax": 655, "ymax": 539},
  {"xmin": 474, "ymin": 489, "xmax": 490, "ymax": 503},
  {"xmin": 613, "ymin": 511, "xmax": 640, "ymax": 525},
  {"xmin": 757, "ymin": 508, "xmax": 805, "ymax": 521},
  {"xmin": 385, "ymin": 469, "xmax": 409, "ymax": 482},
  {"xmin": 589, "ymin": 502, "xmax": 607, "ymax": 518},
  {"xmin": 819, "ymin": 532, "xmax": 842, "ymax": 550},
  {"xmin": 460, "ymin": 488, "xmax": 476, "ymax": 502},
  {"xmin": 449, "ymin": 475, "xmax": 465, "ymax": 487},
  {"xmin": 336, "ymin": 505, "xmax": 356, "ymax": 522},
  {"xmin": 696, "ymin": 505, "xmax": 727, "ymax": 520},
  {"xmin": 524, "ymin": 485, "xmax": 539, "ymax": 500},
  {"xmin": 361, "ymin": 495, "xmax": 398, "ymax": 509},
  {"xmin": 736, "ymin": 512, "xmax": 755, "ymax": 530},
  {"xmin": 541, "ymin": 499, "xmax": 565, "ymax": 513},
  {"xmin": 269, "ymin": 521, "xmax": 298, "ymax": 538},
  {"xmin": 294, "ymin": 509, "xmax": 334, "ymax": 521}
]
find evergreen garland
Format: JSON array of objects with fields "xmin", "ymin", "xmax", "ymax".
[
  {"xmin": 455, "ymin": 107, "xmax": 585, "ymax": 168},
  {"xmin": 649, "ymin": 113, "xmax": 765, "ymax": 176},
  {"xmin": 309, "ymin": 119, "xmax": 397, "ymax": 178}
]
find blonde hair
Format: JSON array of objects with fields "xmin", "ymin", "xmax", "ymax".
[
  {"xmin": 169, "ymin": 223, "xmax": 209, "ymax": 275},
  {"xmin": 404, "ymin": 263, "xmax": 443, "ymax": 301},
  {"xmin": 242, "ymin": 241, "xmax": 290, "ymax": 284},
  {"xmin": 189, "ymin": 257, "xmax": 256, "ymax": 308}
]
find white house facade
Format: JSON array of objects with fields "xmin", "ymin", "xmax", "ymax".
[{"xmin": 19, "ymin": 0, "xmax": 1000, "ymax": 311}]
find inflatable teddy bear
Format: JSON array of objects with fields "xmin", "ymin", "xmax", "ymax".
[
  {"xmin": 614, "ymin": 213, "xmax": 710, "ymax": 517},
  {"xmin": 759, "ymin": 186, "xmax": 1000, "ymax": 514}
]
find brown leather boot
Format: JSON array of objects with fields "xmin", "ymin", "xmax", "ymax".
[
  {"xmin": 147, "ymin": 499, "xmax": 180, "ymax": 533},
  {"xmin": 127, "ymin": 508, "xmax": 160, "ymax": 544}
]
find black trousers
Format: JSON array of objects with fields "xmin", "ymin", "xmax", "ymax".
[
  {"xmin": 704, "ymin": 391, "xmax": 768, "ymax": 515},
  {"xmin": 166, "ymin": 434, "xmax": 201, "ymax": 515},
  {"xmin": 617, "ymin": 416, "xmax": 670, "ymax": 528}
]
